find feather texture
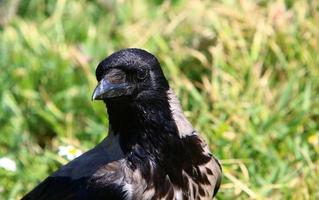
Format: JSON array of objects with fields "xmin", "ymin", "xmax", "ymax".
[{"xmin": 22, "ymin": 48, "xmax": 221, "ymax": 200}]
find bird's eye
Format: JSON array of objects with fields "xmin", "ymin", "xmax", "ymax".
[
  {"xmin": 136, "ymin": 70, "xmax": 148, "ymax": 80},
  {"xmin": 106, "ymin": 69, "xmax": 126, "ymax": 84}
]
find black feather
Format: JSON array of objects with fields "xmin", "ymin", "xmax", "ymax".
[{"xmin": 22, "ymin": 48, "xmax": 221, "ymax": 200}]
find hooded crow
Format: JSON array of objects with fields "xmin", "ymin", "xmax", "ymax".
[{"xmin": 22, "ymin": 48, "xmax": 222, "ymax": 200}]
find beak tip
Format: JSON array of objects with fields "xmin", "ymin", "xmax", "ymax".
[
  {"xmin": 91, "ymin": 94, "xmax": 96, "ymax": 101},
  {"xmin": 92, "ymin": 81, "xmax": 104, "ymax": 101},
  {"xmin": 91, "ymin": 92, "xmax": 100, "ymax": 101}
]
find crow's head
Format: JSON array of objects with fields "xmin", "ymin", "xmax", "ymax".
[{"xmin": 92, "ymin": 48, "xmax": 169, "ymax": 101}]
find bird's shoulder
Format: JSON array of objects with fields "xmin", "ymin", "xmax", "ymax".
[{"xmin": 179, "ymin": 132, "xmax": 222, "ymax": 199}]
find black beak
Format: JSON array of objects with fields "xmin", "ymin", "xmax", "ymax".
[{"xmin": 92, "ymin": 78, "xmax": 134, "ymax": 100}]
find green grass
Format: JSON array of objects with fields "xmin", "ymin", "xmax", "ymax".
[{"xmin": 0, "ymin": 0, "xmax": 318, "ymax": 199}]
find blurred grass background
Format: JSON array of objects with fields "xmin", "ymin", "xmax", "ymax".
[{"xmin": 0, "ymin": 0, "xmax": 318, "ymax": 199}]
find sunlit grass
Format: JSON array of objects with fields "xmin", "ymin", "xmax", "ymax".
[{"xmin": 0, "ymin": 0, "xmax": 318, "ymax": 199}]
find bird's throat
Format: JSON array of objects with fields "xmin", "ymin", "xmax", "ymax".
[{"xmin": 105, "ymin": 97, "xmax": 179, "ymax": 156}]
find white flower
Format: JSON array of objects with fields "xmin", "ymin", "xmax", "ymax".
[
  {"xmin": 0, "ymin": 157, "xmax": 17, "ymax": 172},
  {"xmin": 58, "ymin": 145, "xmax": 82, "ymax": 161}
]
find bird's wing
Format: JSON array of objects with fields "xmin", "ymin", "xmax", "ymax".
[
  {"xmin": 21, "ymin": 167, "xmax": 128, "ymax": 200},
  {"xmin": 21, "ymin": 176, "xmax": 89, "ymax": 200},
  {"xmin": 22, "ymin": 133, "xmax": 125, "ymax": 200}
]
